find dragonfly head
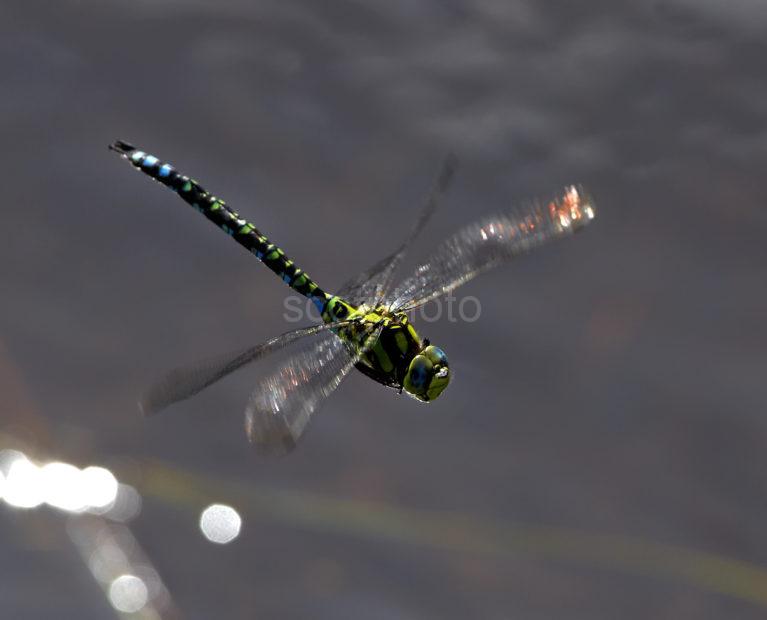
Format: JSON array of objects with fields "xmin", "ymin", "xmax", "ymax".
[{"xmin": 403, "ymin": 344, "xmax": 450, "ymax": 402}]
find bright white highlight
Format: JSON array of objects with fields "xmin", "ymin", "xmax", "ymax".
[
  {"xmin": 108, "ymin": 574, "xmax": 148, "ymax": 614},
  {"xmin": 41, "ymin": 462, "xmax": 88, "ymax": 512},
  {"xmin": 4, "ymin": 456, "xmax": 44, "ymax": 508},
  {"xmin": 0, "ymin": 450, "xmax": 120, "ymax": 514},
  {"xmin": 80, "ymin": 466, "xmax": 119, "ymax": 509},
  {"xmin": 199, "ymin": 504, "xmax": 242, "ymax": 544}
]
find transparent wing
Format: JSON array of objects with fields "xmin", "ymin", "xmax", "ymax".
[
  {"xmin": 139, "ymin": 320, "xmax": 358, "ymax": 417},
  {"xmin": 371, "ymin": 153, "xmax": 458, "ymax": 304},
  {"xmin": 335, "ymin": 154, "xmax": 458, "ymax": 306},
  {"xmin": 335, "ymin": 250, "xmax": 399, "ymax": 307},
  {"xmin": 388, "ymin": 185, "xmax": 596, "ymax": 312},
  {"xmin": 245, "ymin": 322, "xmax": 383, "ymax": 455}
]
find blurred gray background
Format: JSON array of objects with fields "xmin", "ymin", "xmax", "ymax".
[{"xmin": 1, "ymin": 1, "xmax": 766, "ymax": 618}]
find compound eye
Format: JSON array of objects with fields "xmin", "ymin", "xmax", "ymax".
[
  {"xmin": 425, "ymin": 363, "xmax": 451, "ymax": 401},
  {"xmin": 423, "ymin": 345, "xmax": 448, "ymax": 367},
  {"xmin": 408, "ymin": 356, "xmax": 433, "ymax": 388}
]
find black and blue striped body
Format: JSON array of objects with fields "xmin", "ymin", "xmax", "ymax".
[
  {"xmin": 110, "ymin": 141, "xmax": 433, "ymax": 395},
  {"xmin": 110, "ymin": 141, "xmax": 345, "ymax": 318}
]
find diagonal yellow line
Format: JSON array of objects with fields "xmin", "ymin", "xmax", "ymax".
[{"xmin": 139, "ymin": 460, "xmax": 767, "ymax": 608}]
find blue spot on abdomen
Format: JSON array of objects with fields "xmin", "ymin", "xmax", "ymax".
[{"xmin": 313, "ymin": 296, "xmax": 327, "ymax": 314}]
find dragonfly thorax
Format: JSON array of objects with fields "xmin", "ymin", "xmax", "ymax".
[{"xmin": 339, "ymin": 304, "xmax": 450, "ymax": 402}]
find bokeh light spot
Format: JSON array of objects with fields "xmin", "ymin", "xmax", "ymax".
[
  {"xmin": 105, "ymin": 484, "xmax": 142, "ymax": 522},
  {"xmin": 108, "ymin": 574, "xmax": 148, "ymax": 613},
  {"xmin": 81, "ymin": 466, "xmax": 119, "ymax": 509},
  {"xmin": 4, "ymin": 455, "xmax": 44, "ymax": 509},
  {"xmin": 41, "ymin": 462, "xmax": 88, "ymax": 512},
  {"xmin": 199, "ymin": 504, "xmax": 242, "ymax": 544},
  {"xmin": 0, "ymin": 450, "xmax": 122, "ymax": 514}
]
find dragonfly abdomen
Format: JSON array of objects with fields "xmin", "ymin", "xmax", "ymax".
[{"xmin": 110, "ymin": 141, "xmax": 331, "ymax": 313}]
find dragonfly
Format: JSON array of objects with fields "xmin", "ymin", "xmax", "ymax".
[{"xmin": 110, "ymin": 140, "xmax": 595, "ymax": 454}]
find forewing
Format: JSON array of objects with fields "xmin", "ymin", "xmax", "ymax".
[
  {"xmin": 372, "ymin": 153, "xmax": 458, "ymax": 304},
  {"xmin": 336, "ymin": 250, "xmax": 398, "ymax": 307},
  {"xmin": 388, "ymin": 186, "xmax": 595, "ymax": 311},
  {"xmin": 336, "ymin": 154, "xmax": 458, "ymax": 306},
  {"xmin": 245, "ymin": 322, "xmax": 382, "ymax": 454},
  {"xmin": 139, "ymin": 321, "xmax": 357, "ymax": 416}
]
